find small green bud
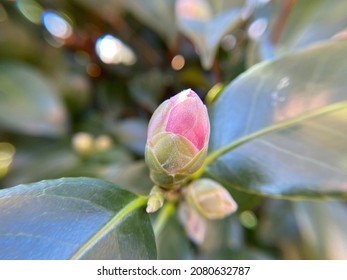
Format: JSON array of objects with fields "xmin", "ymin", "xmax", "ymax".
[
  {"xmin": 185, "ymin": 178, "xmax": 238, "ymax": 220},
  {"xmin": 146, "ymin": 186, "xmax": 165, "ymax": 213}
]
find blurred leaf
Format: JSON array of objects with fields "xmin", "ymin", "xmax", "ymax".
[
  {"xmin": 129, "ymin": 69, "xmax": 170, "ymax": 112},
  {"xmin": 121, "ymin": 0, "xmax": 177, "ymax": 47},
  {"xmin": 197, "ymin": 215, "xmax": 274, "ymax": 259},
  {"xmin": 74, "ymin": 0, "xmax": 177, "ymax": 47},
  {"xmin": 248, "ymin": 0, "xmax": 347, "ymax": 65},
  {"xmin": 0, "ymin": 18, "xmax": 40, "ymax": 61},
  {"xmin": 199, "ymin": 215, "xmax": 243, "ymax": 253},
  {"xmin": 0, "ymin": 178, "xmax": 156, "ymax": 259},
  {"xmin": 102, "ymin": 160, "xmax": 153, "ymax": 195},
  {"xmin": 245, "ymin": 1, "xmax": 275, "ymax": 66},
  {"xmin": 156, "ymin": 213, "xmax": 194, "ymax": 260},
  {"xmin": 3, "ymin": 141, "xmax": 78, "ymax": 187},
  {"xmin": 58, "ymin": 71, "xmax": 91, "ymax": 115},
  {"xmin": 73, "ymin": 0, "xmax": 123, "ymax": 21},
  {"xmin": 89, "ymin": 147, "xmax": 133, "ymax": 165},
  {"xmin": 111, "ymin": 118, "xmax": 148, "ymax": 156},
  {"xmin": 179, "ymin": 66, "xmax": 210, "ymax": 88},
  {"xmin": 295, "ymin": 201, "xmax": 347, "ymax": 259},
  {"xmin": 258, "ymin": 200, "xmax": 302, "ymax": 259},
  {"xmin": 208, "ymin": 40, "xmax": 347, "ymax": 199},
  {"xmin": 176, "ymin": 0, "xmax": 251, "ymax": 69},
  {"xmin": 278, "ymin": 0, "xmax": 347, "ymax": 52},
  {"xmin": 205, "ymin": 247, "xmax": 274, "ymax": 260},
  {"xmin": 0, "ymin": 62, "xmax": 68, "ymax": 136}
]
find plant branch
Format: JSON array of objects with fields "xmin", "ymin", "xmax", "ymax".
[
  {"xmin": 153, "ymin": 202, "xmax": 175, "ymax": 237},
  {"xmin": 270, "ymin": 0, "xmax": 296, "ymax": 45}
]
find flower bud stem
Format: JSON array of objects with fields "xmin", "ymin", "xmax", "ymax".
[{"xmin": 153, "ymin": 202, "xmax": 175, "ymax": 237}]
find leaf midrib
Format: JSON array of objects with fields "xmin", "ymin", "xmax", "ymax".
[
  {"xmin": 70, "ymin": 195, "xmax": 147, "ymax": 260},
  {"xmin": 206, "ymin": 100, "xmax": 347, "ymax": 167}
]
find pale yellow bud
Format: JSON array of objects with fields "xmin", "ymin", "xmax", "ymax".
[
  {"xmin": 94, "ymin": 135, "xmax": 113, "ymax": 152},
  {"xmin": 185, "ymin": 178, "xmax": 238, "ymax": 220},
  {"xmin": 72, "ymin": 132, "xmax": 94, "ymax": 157}
]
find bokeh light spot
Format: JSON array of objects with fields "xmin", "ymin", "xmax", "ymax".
[
  {"xmin": 95, "ymin": 34, "xmax": 136, "ymax": 65},
  {"xmin": 248, "ymin": 18, "xmax": 268, "ymax": 40},
  {"xmin": 42, "ymin": 11, "xmax": 73, "ymax": 39},
  {"xmin": 171, "ymin": 54, "xmax": 185, "ymax": 71},
  {"xmin": 240, "ymin": 211, "xmax": 258, "ymax": 229},
  {"xmin": 0, "ymin": 142, "xmax": 15, "ymax": 178},
  {"xmin": 86, "ymin": 63, "xmax": 101, "ymax": 78}
]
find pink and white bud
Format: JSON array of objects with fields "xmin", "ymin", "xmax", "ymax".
[
  {"xmin": 185, "ymin": 178, "xmax": 238, "ymax": 219},
  {"xmin": 145, "ymin": 89, "xmax": 210, "ymax": 189}
]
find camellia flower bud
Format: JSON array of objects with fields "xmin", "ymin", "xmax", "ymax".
[
  {"xmin": 178, "ymin": 201, "xmax": 207, "ymax": 245},
  {"xmin": 185, "ymin": 178, "xmax": 238, "ymax": 219},
  {"xmin": 145, "ymin": 89, "xmax": 210, "ymax": 189},
  {"xmin": 146, "ymin": 185, "xmax": 165, "ymax": 213}
]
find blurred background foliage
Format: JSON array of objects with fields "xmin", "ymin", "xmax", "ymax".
[{"xmin": 1, "ymin": 0, "xmax": 347, "ymax": 260}]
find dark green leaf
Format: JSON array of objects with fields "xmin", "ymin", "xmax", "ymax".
[
  {"xmin": 0, "ymin": 178, "xmax": 156, "ymax": 259},
  {"xmin": 156, "ymin": 213, "xmax": 194, "ymax": 260},
  {"xmin": 0, "ymin": 62, "xmax": 68, "ymax": 136},
  {"xmin": 208, "ymin": 40, "xmax": 347, "ymax": 198}
]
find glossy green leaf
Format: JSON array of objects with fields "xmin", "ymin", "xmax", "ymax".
[
  {"xmin": 176, "ymin": 0, "xmax": 251, "ymax": 69},
  {"xmin": 156, "ymin": 213, "xmax": 194, "ymax": 260},
  {"xmin": 208, "ymin": 40, "xmax": 347, "ymax": 199},
  {"xmin": 295, "ymin": 201, "xmax": 347, "ymax": 259},
  {"xmin": 0, "ymin": 178, "xmax": 156, "ymax": 259},
  {"xmin": 0, "ymin": 62, "xmax": 68, "ymax": 136}
]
